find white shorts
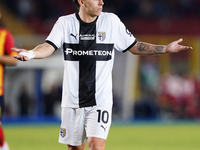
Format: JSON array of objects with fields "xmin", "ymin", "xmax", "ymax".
[{"xmin": 59, "ymin": 105, "xmax": 112, "ymax": 146}]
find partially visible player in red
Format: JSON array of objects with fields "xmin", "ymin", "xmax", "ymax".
[{"xmin": 0, "ymin": 9, "xmax": 18, "ymax": 150}]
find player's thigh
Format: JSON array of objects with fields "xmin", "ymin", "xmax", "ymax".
[
  {"xmin": 87, "ymin": 137, "xmax": 106, "ymax": 150},
  {"xmin": 85, "ymin": 105, "xmax": 112, "ymax": 140}
]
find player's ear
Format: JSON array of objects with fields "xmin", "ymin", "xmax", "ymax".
[{"xmin": 78, "ymin": 0, "xmax": 84, "ymax": 7}]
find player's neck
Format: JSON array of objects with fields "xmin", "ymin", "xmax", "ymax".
[{"xmin": 78, "ymin": 11, "xmax": 98, "ymax": 23}]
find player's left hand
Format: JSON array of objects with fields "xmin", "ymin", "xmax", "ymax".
[{"xmin": 165, "ymin": 38, "xmax": 193, "ymax": 53}]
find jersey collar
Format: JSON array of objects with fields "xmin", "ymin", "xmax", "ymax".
[{"xmin": 75, "ymin": 12, "xmax": 99, "ymax": 26}]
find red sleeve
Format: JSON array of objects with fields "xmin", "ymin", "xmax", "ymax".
[{"xmin": 4, "ymin": 29, "xmax": 15, "ymax": 55}]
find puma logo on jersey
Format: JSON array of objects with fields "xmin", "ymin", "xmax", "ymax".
[
  {"xmin": 70, "ymin": 33, "xmax": 78, "ymax": 40},
  {"xmin": 101, "ymin": 125, "xmax": 107, "ymax": 132}
]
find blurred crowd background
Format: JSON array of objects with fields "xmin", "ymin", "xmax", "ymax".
[
  {"xmin": 1, "ymin": 0, "xmax": 200, "ymax": 122},
  {"xmin": 2, "ymin": 0, "xmax": 200, "ymax": 34}
]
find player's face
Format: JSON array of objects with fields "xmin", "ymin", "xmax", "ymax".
[{"xmin": 82, "ymin": 0, "xmax": 104, "ymax": 17}]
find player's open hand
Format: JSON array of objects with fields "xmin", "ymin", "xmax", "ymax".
[
  {"xmin": 11, "ymin": 48, "xmax": 30, "ymax": 61},
  {"xmin": 165, "ymin": 38, "xmax": 193, "ymax": 53}
]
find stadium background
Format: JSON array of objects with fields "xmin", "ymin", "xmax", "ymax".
[{"xmin": 0, "ymin": 0, "xmax": 200, "ymax": 123}]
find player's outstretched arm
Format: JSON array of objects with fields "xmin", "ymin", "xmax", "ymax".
[
  {"xmin": 0, "ymin": 55, "xmax": 18, "ymax": 65},
  {"xmin": 12, "ymin": 42, "xmax": 55, "ymax": 61},
  {"xmin": 129, "ymin": 38, "xmax": 193, "ymax": 55}
]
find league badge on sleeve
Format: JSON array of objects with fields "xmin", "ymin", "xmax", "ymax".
[{"xmin": 126, "ymin": 28, "xmax": 132, "ymax": 37}]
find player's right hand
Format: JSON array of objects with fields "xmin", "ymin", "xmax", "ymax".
[{"xmin": 11, "ymin": 48, "xmax": 30, "ymax": 61}]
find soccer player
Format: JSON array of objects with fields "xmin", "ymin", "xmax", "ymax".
[
  {"xmin": 0, "ymin": 9, "xmax": 18, "ymax": 150},
  {"xmin": 12, "ymin": 0, "xmax": 192, "ymax": 150}
]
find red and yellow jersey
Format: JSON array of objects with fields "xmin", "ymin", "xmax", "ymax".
[{"xmin": 0, "ymin": 27, "xmax": 17, "ymax": 96}]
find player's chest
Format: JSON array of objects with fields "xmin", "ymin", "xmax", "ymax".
[{"xmin": 65, "ymin": 21, "xmax": 113, "ymax": 44}]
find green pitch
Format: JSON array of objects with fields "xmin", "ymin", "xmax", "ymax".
[{"xmin": 3, "ymin": 122, "xmax": 200, "ymax": 150}]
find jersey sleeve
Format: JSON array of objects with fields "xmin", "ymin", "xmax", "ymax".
[
  {"xmin": 4, "ymin": 30, "xmax": 17, "ymax": 56},
  {"xmin": 46, "ymin": 17, "xmax": 64, "ymax": 50},
  {"xmin": 112, "ymin": 14, "xmax": 136, "ymax": 52}
]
